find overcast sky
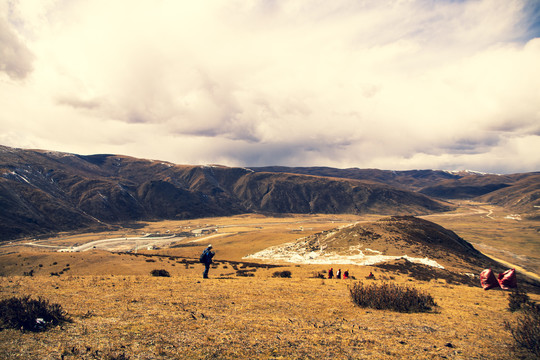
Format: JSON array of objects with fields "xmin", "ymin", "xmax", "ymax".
[{"xmin": 1, "ymin": 0, "xmax": 539, "ymax": 173}]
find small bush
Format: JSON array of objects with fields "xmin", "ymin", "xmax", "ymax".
[
  {"xmin": 0, "ymin": 296, "xmax": 71, "ymax": 332},
  {"xmin": 150, "ymin": 269, "xmax": 170, "ymax": 277},
  {"xmin": 505, "ymin": 303, "xmax": 540, "ymax": 358},
  {"xmin": 236, "ymin": 270, "xmax": 255, "ymax": 277},
  {"xmin": 311, "ymin": 272, "xmax": 325, "ymax": 279},
  {"xmin": 272, "ymin": 270, "xmax": 292, "ymax": 278},
  {"xmin": 349, "ymin": 281, "xmax": 437, "ymax": 313},
  {"xmin": 508, "ymin": 289, "xmax": 531, "ymax": 312},
  {"xmin": 103, "ymin": 349, "xmax": 131, "ymax": 360}
]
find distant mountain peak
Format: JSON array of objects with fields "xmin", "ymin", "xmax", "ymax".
[{"xmin": 443, "ymin": 169, "xmax": 497, "ymax": 176}]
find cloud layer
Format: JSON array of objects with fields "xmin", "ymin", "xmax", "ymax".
[{"xmin": 1, "ymin": 0, "xmax": 539, "ymax": 173}]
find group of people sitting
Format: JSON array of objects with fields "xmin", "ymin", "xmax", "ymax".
[
  {"xmin": 327, "ymin": 268, "xmax": 349, "ymax": 279},
  {"xmin": 327, "ymin": 268, "xmax": 375, "ymax": 279}
]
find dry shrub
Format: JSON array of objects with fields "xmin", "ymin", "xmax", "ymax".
[
  {"xmin": 508, "ymin": 289, "xmax": 531, "ymax": 312},
  {"xmin": 0, "ymin": 296, "xmax": 71, "ymax": 332},
  {"xmin": 505, "ymin": 295, "xmax": 540, "ymax": 359},
  {"xmin": 505, "ymin": 304, "xmax": 540, "ymax": 358},
  {"xmin": 349, "ymin": 281, "xmax": 437, "ymax": 313},
  {"xmin": 272, "ymin": 270, "xmax": 292, "ymax": 278},
  {"xmin": 61, "ymin": 346, "xmax": 130, "ymax": 360},
  {"xmin": 150, "ymin": 269, "xmax": 170, "ymax": 277},
  {"xmin": 236, "ymin": 270, "xmax": 255, "ymax": 277},
  {"xmin": 103, "ymin": 349, "xmax": 131, "ymax": 360}
]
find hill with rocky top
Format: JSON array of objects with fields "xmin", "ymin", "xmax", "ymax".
[{"xmin": 246, "ymin": 216, "xmax": 501, "ymax": 274}]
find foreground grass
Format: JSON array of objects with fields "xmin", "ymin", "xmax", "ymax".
[
  {"xmin": 0, "ymin": 270, "xmax": 533, "ymax": 359},
  {"xmin": 2, "ymin": 207, "xmax": 538, "ymax": 359}
]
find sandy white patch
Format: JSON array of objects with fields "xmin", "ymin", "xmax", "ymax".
[{"xmin": 243, "ymin": 239, "xmax": 444, "ymax": 268}]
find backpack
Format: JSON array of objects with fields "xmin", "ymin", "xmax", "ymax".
[{"xmin": 199, "ymin": 250, "xmax": 207, "ymax": 263}]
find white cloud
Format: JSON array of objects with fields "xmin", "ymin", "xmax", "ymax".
[
  {"xmin": 0, "ymin": 0, "xmax": 539, "ymax": 173},
  {"xmin": 0, "ymin": 3, "xmax": 34, "ymax": 80}
]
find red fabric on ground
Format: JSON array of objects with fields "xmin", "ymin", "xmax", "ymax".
[
  {"xmin": 498, "ymin": 268, "xmax": 517, "ymax": 289},
  {"xmin": 480, "ymin": 268, "xmax": 500, "ymax": 290}
]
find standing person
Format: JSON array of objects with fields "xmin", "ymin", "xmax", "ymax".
[
  {"xmin": 336, "ymin": 269, "xmax": 341, "ymax": 279},
  {"xmin": 343, "ymin": 270, "xmax": 349, "ymax": 279},
  {"xmin": 200, "ymin": 244, "xmax": 215, "ymax": 279},
  {"xmin": 328, "ymin": 268, "xmax": 334, "ymax": 279}
]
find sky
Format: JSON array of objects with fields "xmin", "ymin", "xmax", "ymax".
[{"xmin": 1, "ymin": 0, "xmax": 539, "ymax": 174}]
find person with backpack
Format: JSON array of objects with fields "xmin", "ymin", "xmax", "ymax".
[
  {"xmin": 200, "ymin": 244, "xmax": 215, "ymax": 279},
  {"xmin": 328, "ymin": 268, "xmax": 334, "ymax": 279}
]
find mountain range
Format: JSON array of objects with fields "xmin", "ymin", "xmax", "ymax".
[
  {"xmin": 250, "ymin": 166, "xmax": 540, "ymax": 215},
  {"xmin": 1, "ymin": 145, "xmax": 538, "ymax": 240}
]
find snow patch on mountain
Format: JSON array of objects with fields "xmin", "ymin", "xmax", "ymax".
[{"xmin": 442, "ymin": 169, "xmax": 499, "ymax": 176}]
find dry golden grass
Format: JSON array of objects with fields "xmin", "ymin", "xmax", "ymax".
[
  {"xmin": 1, "ymin": 263, "xmax": 538, "ymax": 359},
  {"xmin": 1, "ymin": 214, "xmax": 361, "ymax": 259},
  {"xmin": 1, "ymin": 210, "xmax": 539, "ymax": 359}
]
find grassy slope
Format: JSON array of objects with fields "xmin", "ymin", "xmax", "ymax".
[
  {"xmin": 1, "ymin": 267, "xmax": 537, "ymax": 359},
  {"xmin": 1, "ymin": 210, "xmax": 539, "ymax": 359}
]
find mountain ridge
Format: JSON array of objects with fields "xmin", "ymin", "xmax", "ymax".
[
  {"xmin": 0, "ymin": 146, "xmax": 452, "ymax": 240},
  {"xmin": 249, "ymin": 166, "xmax": 540, "ymax": 214}
]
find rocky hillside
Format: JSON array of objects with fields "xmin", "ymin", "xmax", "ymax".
[
  {"xmin": 476, "ymin": 174, "xmax": 540, "ymax": 216},
  {"xmin": 0, "ymin": 146, "xmax": 451, "ymax": 240},
  {"xmin": 246, "ymin": 216, "xmax": 500, "ymax": 273},
  {"xmin": 251, "ymin": 166, "xmax": 540, "ymax": 215}
]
